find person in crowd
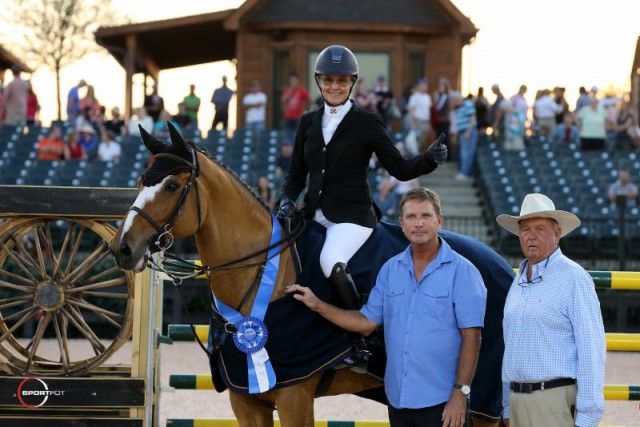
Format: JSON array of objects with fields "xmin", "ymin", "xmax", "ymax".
[
  {"xmin": 281, "ymin": 72, "xmax": 311, "ymax": 129},
  {"xmin": 153, "ymin": 110, "xmax": 181, "ymax": 139},
  {"xmin": 80, "ymin": 84, "xmax": 101, "ymax": 122},
  {"xmin": 373, "ymin": 178, "xmax": 398, "ymax": 221},
  {"xmin": 242, "ymin": 80, "xmax": 267, "ymax": 132},
  {"xmin": 0, "ymin": 85, "xmax": 5, "ymax": 124},
  {"xmin": 173, "ymin": 102, "xmax": 194, "ymax": 130},
  {"xmin": 450, "ymin": 91, "xmax": 477, "ymax": 180},
  {"xmin": 475, "ymin": 86, "xmax": 490, "ymax": 134},
  {"xmin": 128, "ymin": 107, "xmax": 154, "ymax": 137},
  {"xmin": 552, "ymin": 112, "xmax": 580, "ymax": 145},
  {"xmin": 97, "ymin": 129, "xmax": 122, "ymax": 163},
  {"xmin": 503, "ymin": 100, "xmax": 526, "ymax": 151},
  {"xmin": 497, "ymin": 193, "xmax": 605, "ymax": 427},
  {"xmin": 401, "ymin": 82, "xmax": 415, "ymax": 133},
  {"xmin": 3, "ymin": 66, "xmax": 29, "ymax": 126},
  {"xmin": 374, "ymin": 74, "xmax": 395, "ymax": 132},
  {"xmin": 613, "ymin": 101, "xmax": 637, "ymax": 150},
  {"xmin": 355, "ymin": 79, "xmax": 377, "ymax": 113},
  {"xmin": 64, "ymin": 131, "xmax": 87, "ymax": 160},
  {"xmin": 576, "ymin": 86, "xmax": 590, "ymax": 112},
  {"xmin": 287, "ymin": 187, "xmax": 486, "ymax": 427},
  {"xmin": 211, "ymin": 75, "xmax": 234, "ymax": 131},
  {"xmin": 67, "ymin": 79, "xmax": 87, "ymax": 125},
  {"xmin": 608, "ymin": 167, "xmax": 638, "ymax": 211},
  {"xmin": 432, "ymin": 77, "xmax": 451, "ymax": 144},
  {"xmin": 553, "ymin": 86, "xmax": 569, "ymax": 124},
  {"xmin": 78, "ymin": 124, "xmax": 98, "ymax": 158},
  {"xmin": 276, "ymin": 45, "xmax": 447, "ymax": 369},
  {"xmin": 183, "ymin": 83, "xmax": 201, "ymax": 125},
  {"xmin": 489, "ymin": 83, "xmax": 505, "ymax": 141},
  {"xmin": 576, "ymin": 96, "xmax": 606, "ymax": 150},
  {"xmin": 75, "ymin": 106, "xmax": 96, "ymax": 134},
  {"xmin": 144, "ymin": 82, "xmax": 165, "ymax": 123},
  {"xmin": 509, "ymin": 85, "xmax": 529, "ymax": 122},
  {"xmin": 37, "ymin": 126, "xmax": 65, "ymax": 160},
  {"xmin": 256, "ymin": 175, "xmax": 275, "ymax": 210},
  {"xmin": 408, "ymin": 78, "xmax": 433, "ymax": 151},
  {"xmin": 104, "ymin": 106, "xmax": 126, "ymax": 136},
  {"xmin": 533, "ymin": 89, "xmax": 562, "ymax": 138},
  {"xmin": 26, "ymin": 81, "xmax": 40, "ymax": 126}
]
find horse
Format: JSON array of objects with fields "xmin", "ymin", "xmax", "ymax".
[{"xmin": 109, "ymin": 124, "xmax": 511, "ymax": 427}]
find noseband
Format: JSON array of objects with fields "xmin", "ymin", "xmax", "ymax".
[{"xmin": 129, "ymin": 147, "xmax": 202, "ymax": 253}]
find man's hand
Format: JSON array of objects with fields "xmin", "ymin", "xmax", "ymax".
[
  {"xmin": 285, "ymin": 284, "xmax": 322, "ymax": 311},
  {"xmin": 424, "ymin": 133, "xmax": 448, "ymax": 164},
  {"xmin": 441, "ymin": 390, "xmax": 467, "ymax": 427},
  {"xmin": 276, "ymin": 197, "xmax": 296, "ymax": 220},
  {"xmin": 503, "ymin": 419, "xmax": 510, "ymax": 427}
]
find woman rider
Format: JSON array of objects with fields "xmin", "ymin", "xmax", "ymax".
[{"xmin": 276, "ymin": 45, "xmax": 447, "ymax": 368}]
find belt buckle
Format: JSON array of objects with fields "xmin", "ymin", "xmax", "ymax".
[{"xmin": 514, "ymin": 382, "xmax": 533, "ymax": 393}]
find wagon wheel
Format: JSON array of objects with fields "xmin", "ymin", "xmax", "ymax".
[{"xmin": 0, "ymin": 217, "xmax": 135, "ymax": 376}]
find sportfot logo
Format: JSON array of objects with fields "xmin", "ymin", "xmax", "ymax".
[{"xmin": 17, "ymin": 377, "xmax": 66, "ymax": 408}]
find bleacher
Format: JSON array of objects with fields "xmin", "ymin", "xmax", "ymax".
[{"xmin": 476, "ymin": 138, "xmax": 640, "ymax": 263}]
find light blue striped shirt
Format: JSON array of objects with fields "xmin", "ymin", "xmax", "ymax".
[
  {"xmin": 502, "ymin": 248, "xmax": 606, "ymax": 427},
  {"xmin": 455, "ymin": 99, "xmax": 476, "ymax": 132}
]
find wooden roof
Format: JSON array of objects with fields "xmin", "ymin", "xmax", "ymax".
[
  {"xmin": 0, "ymin": 44, "xmax": 33, "ymax": 73},
  {"xmin": 95, "ymin": 0, "xmax": 476, "ymax": 74},
  {"xmin": 242, "ymin": 0, "xmax": 476, "ymax": 38},
  {"xmin": 94, "ymin": 10, "xmax": 236, "ymax": 73},
  {"xmin": 632, "ymin": 36, "xmax": 640, "ymax": 78}
]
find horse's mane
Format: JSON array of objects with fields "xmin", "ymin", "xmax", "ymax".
[{"xmin": 189, "ymin": 141, "xmax": 271, "ymax": 214}]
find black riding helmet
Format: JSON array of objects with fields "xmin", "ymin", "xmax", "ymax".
[{"xmin": 314, "ymin": 45, "xmax": 359, "ymax": 106}]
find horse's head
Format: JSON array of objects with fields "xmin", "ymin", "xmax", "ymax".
[{"xmin": 109, "ymin": 123, "xmax": 203, "ymax": 271}]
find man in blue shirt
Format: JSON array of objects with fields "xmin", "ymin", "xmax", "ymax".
[
  {"xmin": 287, "ymin": 187, "xmax": 487, "ymax": 427},
  {"xmin": 211, "ymin": 75, "xmax": 234, "ymax": 131},
  {"xmin": 67, "ymin": 79, "xmax": 86, "ymax": 125},
  {"xmin": 496, "ymin": 193, "xmax": 606, "ymax": 427}
]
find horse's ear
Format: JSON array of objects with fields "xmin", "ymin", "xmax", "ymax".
[
  {"xmin": 167, "ymin": 122, "xmax": 190, "ymax": 154},
  {"xmin": 139, "ymin": 125, "xmax": 164, "ymax": 155}
]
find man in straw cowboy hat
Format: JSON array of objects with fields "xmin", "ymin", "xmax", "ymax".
[{"xmin": 496, "ymin": 193, "xmax": 605, "ymax": 427}]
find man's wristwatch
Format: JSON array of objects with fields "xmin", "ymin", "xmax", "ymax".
[{"xmin": 454, "ymin": 383, "xmax": 471, "ymax": 396}]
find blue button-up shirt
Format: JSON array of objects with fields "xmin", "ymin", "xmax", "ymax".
[
  {"xmin": 361, "ymin": 239, "xmax": 487, "ymax": 409},
  {"xmin": 502, "ymin": 248, "xmax": 606, "ymax": 427}
]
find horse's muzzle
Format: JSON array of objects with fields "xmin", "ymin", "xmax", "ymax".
[{"xmin": 109, "ymin": 236, "xmax": 148, "ymax": 272}]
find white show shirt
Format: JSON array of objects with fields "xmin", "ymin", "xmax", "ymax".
[{"xmin": 322, "ymin": 100, "xmax": 352, "ymax": 144}]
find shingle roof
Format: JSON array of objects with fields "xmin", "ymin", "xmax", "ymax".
[{"xmin": 247, "ymin": 0, "xmax": 453, "ymax": 27}]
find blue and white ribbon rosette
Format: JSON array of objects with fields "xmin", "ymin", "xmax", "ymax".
[{"xmin": 212, "ymin": 214, "xmax": 281, "ymax": 393}]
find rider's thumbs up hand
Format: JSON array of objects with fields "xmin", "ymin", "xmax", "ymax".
[{"xmin": 424, "ymin": 133, "xmax": 447, "ymax": 165}]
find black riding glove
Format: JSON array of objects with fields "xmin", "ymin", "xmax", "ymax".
[
  {"xmin": 424, "ymin": 133, "xmax": 448, "ymax": 165},
  {"xmin": 276, "ymin": 197, "xmax": 296, "ymax": 219}
]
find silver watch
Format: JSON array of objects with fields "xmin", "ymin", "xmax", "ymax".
[{"xmin": 454, "ymin": 383, "xmax": 471, "ymax": 396}]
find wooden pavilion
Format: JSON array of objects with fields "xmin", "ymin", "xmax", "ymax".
[
  {"xmin": 0, "ymin": 44, "xmax": 33, "ymax": 84},
  {"xmin": 95, "ymin": 0, "xmax": 477, "ymax": 128}
]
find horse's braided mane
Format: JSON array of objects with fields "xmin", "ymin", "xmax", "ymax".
[{"xmin": 188, "ymin": 141, "xmax": 271, "ymax": 214}]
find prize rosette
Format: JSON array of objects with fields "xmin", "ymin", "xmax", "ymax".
[{"xmin": 232, "ymin": 316, "xmax": 269, "ymax": 354}]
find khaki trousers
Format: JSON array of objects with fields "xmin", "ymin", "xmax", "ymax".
[{"xmin": 510, "ymin": 384, "xmax": 577, "ymax": 427}]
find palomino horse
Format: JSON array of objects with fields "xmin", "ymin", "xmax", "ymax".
[
  {"xmin": 109, "ymin": 125, "xmax": 382, "ymax": 426},
  {"xmin": 110, "ymin": 124, "xmax": 509, "ymax": 427}
]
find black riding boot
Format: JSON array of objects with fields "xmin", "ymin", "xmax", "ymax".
[{"xmin": 328, "ymin": 262, "xmax": 371, "ymax": 373}]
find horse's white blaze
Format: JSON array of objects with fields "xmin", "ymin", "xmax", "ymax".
[{"xmin": 121, "ymin": 178, "xmax": 169, "ymax": 236}]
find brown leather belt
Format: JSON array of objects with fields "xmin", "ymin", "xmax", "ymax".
[{"xmin": 510, "ymin": 378, "xmax": 576, "ymax": 393}]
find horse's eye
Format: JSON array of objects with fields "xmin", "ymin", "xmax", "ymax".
[{"xmin": 165, "ymin": 182, "xmax": 180, "ymax": 193}]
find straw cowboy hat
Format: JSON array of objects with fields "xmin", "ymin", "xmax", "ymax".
[{"xmin": 496, "ymin": 193, "xmax": 581, "ymax": 238}]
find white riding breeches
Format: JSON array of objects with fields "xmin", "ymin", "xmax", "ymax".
[{"xmin": 313, "ymin": 209, "xmax": 374, "ymax": 277}]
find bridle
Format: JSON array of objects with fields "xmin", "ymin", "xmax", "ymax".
[{"xmin": 129, "ymin": 147, "xmax": 202, "ymax": 254}]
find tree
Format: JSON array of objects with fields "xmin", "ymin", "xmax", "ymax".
[{"xmin": 5, "ymin": 0, "xmax": 126, "ymax": 120}]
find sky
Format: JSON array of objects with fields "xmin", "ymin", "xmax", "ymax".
[{"xmin": 1, "ymin": 0, "xmax": 639, "ymax": 131}]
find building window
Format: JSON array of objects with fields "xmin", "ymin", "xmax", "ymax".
[{"xmin": 272, "ymin": 50, "xmax": 290, "ymax": 127}]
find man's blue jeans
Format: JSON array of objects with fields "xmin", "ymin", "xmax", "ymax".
[{"xmin": 458, "ymin": 127, "xmax": 478, "ymax": 177}]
